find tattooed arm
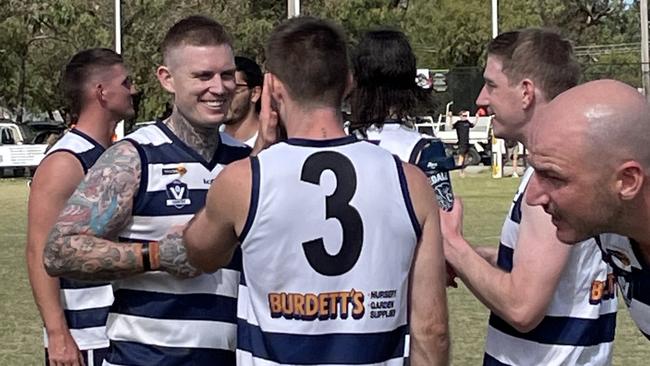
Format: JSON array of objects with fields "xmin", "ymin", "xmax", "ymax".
[{"xmin": 43, "ymin": 141, "xmax": 200, "ymax": 281}]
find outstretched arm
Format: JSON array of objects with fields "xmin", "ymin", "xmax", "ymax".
[
  {"xmin": 440, "ymin": 197, "xmax": 571, "ymax": 332},
  {"xmin": 185, "ymin": 158, "xmax": 251, "ymax": 272},
  {"xmin": 404, "ymin": 163, "xmax": 450, "ymax": 366},
  {"xmin": 44, "ymin": 141, "xmax": 199, "ymax": 281},
  {"xmin": 26, "ymin": 152, "xmax": 86, "ymax": 366}
]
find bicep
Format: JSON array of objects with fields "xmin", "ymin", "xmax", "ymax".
[
  {"xmin": 27, "ymin": 153, "xmax": 85, "ymax": 253},
  {"xmin": 52, "ymin": 141, "xmax": 142, "ymax": 239},
  {"xmin": 511, "ymin": 200, "xmax": 572, "ymax": 303}
]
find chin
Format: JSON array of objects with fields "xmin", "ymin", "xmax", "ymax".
[{"xmin": 555, "ymin": 229, "xmax": 587, "ymax": 245}]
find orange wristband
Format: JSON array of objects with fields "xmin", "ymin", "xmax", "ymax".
[{"xmin": 149, "ymin": 241, "xmax": 160, "ymax": 271}]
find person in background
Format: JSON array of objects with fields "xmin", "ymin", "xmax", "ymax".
[{"xmin": 222, "ymin": 56, "xmax": 263, "ymax": 147}]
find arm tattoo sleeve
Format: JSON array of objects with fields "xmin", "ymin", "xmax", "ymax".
[{"xmin": 44, "ymin": 141, "xmax": 144, "ymax": 281}]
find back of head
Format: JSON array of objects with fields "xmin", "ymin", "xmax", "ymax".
[
  {"xmin": 488, "ymin": 28, "xmax": 580, "ymax": 100},
  {"xmin": 236, "ymin": 56, "xmax": 263, "ymax": 112},
  {"xmin": 265, "ymin": 16, "xmax": 349, "ymax": 109},
  {"xmin": 350, "ymin": 29, "xmax": 418, "ymax": 130},
  {"xmin": 162, "ymin": 15, "xmax": 232, "ymax": 65},
  {"xmin": 61, "ymin": 48, "xmax": 124, "ymax": 118}
]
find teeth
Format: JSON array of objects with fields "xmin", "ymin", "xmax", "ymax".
[{"xmin": 204, "ymin": 101, "xmax": 222, "ymax": 107}]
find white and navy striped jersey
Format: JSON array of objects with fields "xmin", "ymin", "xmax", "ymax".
[
  {"xmin": 362, "ymin": 122, "xmax": 432, "ymax": 164},
  {"xmin": 103, "ymin": 122, "xmax": 250, "ymax": 366},
  {"xmin": 42, "ymin": 129, "xmax": 113, "ymax": 351},
  {"xmin": 596, "ymin": 233, "xmax": 650, "ymax": 340},
  {"xmin": 484, "ymin": 168, "xmax": 617, "ymax": 366},
  {"xmin": 237, "ymin": 136, "xmax": 420, "ymax": 365}
]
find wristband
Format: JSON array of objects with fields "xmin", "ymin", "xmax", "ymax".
[
  {"xmin": 149, "ymin": 241, "xmax": 160, "ymax": 271},
  {"xmin": 141, "ymin": 242, "xmax": 151, "ymax": 271}
]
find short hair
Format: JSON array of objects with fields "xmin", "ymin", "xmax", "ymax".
[
  {"xmin": 162, "ymin": 15, "xmax": 232, "ymax": 64},
  {"xmin": 60, "ymin": 48, "xmax": 124, "ymax": 117},
  {"xmin": 349, "ymin": 29, "xmax": 419, "ymax": 131},
  {"xmin": 236, "ymin": 56, "xmax": 263, "ymax": 113},
  {"xmin": 488, "ymin": 28, "xmax": 580, "ymax": 100},
  {"xmin": 265, "ymin": 16, "xmax": 349, "ymax": 108}
]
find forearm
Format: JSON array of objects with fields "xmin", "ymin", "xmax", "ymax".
[
  {"xmin": 44, "ymin": 233, "xmax": 145, "ymax": 281},
  {"xmin": 410, "ymin": 324, "xmax": 450, "ymax": 366},
  {"xmin": 26, "ymin": 249, "xmax": 69, "ymax": 334},
  {"xmin": 474, "ymin": 245, "xmax": 498, "ymax": 266},
  {"xmin": 445, "ymin": 237, "xmax": 535, "ymax": 329}
]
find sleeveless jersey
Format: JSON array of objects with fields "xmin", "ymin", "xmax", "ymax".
[
  {"xmin": 237, "ymin": 136, "xmax": 420, "ymax": 365},
  {"xmin": 103, "ymin": 122, "xmax": 250, "ymax": 366},
  {"xmin": 363, "ymin": 123, "xmax": 432, "ymax": 163},
  {"xmin": 596, "ymin": 233, "xmax": 650, "ymax": 340},
  {"xmin": 42, "ymin": 128, "xmax": 113, "ymax": 350},
  {"xmin": 484, "ymin": 168, "xmax": 617, "ymax": 366}
]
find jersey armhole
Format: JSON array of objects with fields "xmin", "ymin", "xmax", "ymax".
[
  {"xmin": 42, "ymin": 149, "xmax": 88, "ymax": 174},
  {"xmin": 393, "ymin": 155, "xmax": 422, "ymax": 240},
  {"xmin": 238, "ymin": 156, "xmax": 260, "ymax": 243}
]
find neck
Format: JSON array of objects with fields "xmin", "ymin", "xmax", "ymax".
[
  {"xmin": 74, "ymin": 109, "xmax": 118, "ymax": 148},
  {"xmin": 624, "ymin": 191, "xmax": 650, "ymax": 260},
  {"xmin": 164, "ymin": 110, "xmax": 220, "ymax": 161},
  {"xmin": 282, "ymin": 104, "xmax": 346, "ymax": 140},
  {"xmin": 224, "ymin": 112, "xmax": 259, "ymax": 143}
]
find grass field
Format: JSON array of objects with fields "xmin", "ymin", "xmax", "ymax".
[{"xmin": 0, "ymin": 173, "xmax": 648, "ymax": 365}]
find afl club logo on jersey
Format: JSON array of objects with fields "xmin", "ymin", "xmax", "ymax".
[{"xmin": 166, "ymin": 180, "xmax": 191, "ymax": 209}]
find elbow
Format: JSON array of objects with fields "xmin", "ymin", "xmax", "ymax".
[
  {"xmin": 42, "ymin": 238, "xmax": 66, "ymax": 277},
  {"xmin": 410, "ymin": 320, "xmax": 450, "ymax": 364},
  {"xmin": 507, "ymin": 305, "xmax": 545, "ymax": 333}
]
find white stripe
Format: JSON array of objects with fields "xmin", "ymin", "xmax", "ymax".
[
  {"xmin": 120, "ymin": 215, "xmax": 194, "ymax": 240},
  {"xmin": 236, "ymin": 349, "xmax": 406, "ymax": 366},
  {"xmin": 87, "ymin": 349, "xmax": 94, "ymax": 366},
  {"xmin": 44, "ymin": 326, "xmax": 109, "ymax": 350},
  {"xmin": 127, "ymin": 126, "xmax": 171, "ymax": 146},
  {"xmin": 630, "ymin": 298, "xmax": 650, "ymax": 335},
  {"xmin": 114, "ymin": 269, "xmax": 239, "ymax": 298},
  {"xmin": 237, "ymin": 284, "xmax": 259, "ymax": 326},
  {"xmin": 61, "ymin": 285, "xmax": 114, "ymax": 310},
  {"xmin": 106, "ymin": 313, "xmax": 236, "ymax": 350},
  {"xmin": 48, "ymin": 132, "xmax": 95, "ymax": 156},
  {"xmin": 146, "ymin": 162, "xmax": 224, "ymax": 192},
  {"xmin": 485, "ymin": 326, "xmax": 613, "ymax": 365},
  {"xmin": 103, "ymin": 361, "xmax": 128, "ymax": 366}
]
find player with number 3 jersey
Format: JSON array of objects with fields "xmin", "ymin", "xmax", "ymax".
[{"xmin": 184, "ymin": 17, "xmax": 449, "ymax": 366}]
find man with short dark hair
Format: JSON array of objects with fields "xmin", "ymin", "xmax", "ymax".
[
  {"xmin": 184, "ymin": 16, "xmax": 449, "ymax": 366},
  {"xmin": 526, "ymin": 79, "xmax": 650, "ymax": 340},
  {"xmin": 223, "ymin": 56, "xmax": 262, "ymax": 147},
  {"xmin": 441, "ymin": 28, "xmax": 616, "ymax": 365},
  {"xmin": 27, "ymin": 48, "xmax": 136, "ymax": 366},
  {"xmin": 43, "ymin": 16, "xmax": 250, "ymax": 364},
  {"xmin": 453, "ymin": 110, "xmax": 474, "ymax": 177}
]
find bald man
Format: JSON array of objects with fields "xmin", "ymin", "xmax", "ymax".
[{"xmin": 526, "ymin": 79, "xmax": 650, "ymax": 340}]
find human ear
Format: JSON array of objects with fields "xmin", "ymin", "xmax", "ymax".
[
  {"xmin": 521, "ymin": 79, "xmax": 535, "ymax": 109},
  {"xmin": 156, "ymin": 66, "xmax": 175, "ymax": 94},
  {"xmin": 616, "ymin": 161, "xmax": 645, "ymax": 200}
]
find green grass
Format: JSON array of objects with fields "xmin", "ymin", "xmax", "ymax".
[{"xmin": 0, "ymin": 173, "xmax": 648, "ymax": 364}]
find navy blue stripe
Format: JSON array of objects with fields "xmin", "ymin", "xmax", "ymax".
[
  {"xmin": 47, "ymin": 148, "xmax": 91, "ymax": 173},
  {"xmin": 239, "ymin": 156, "xmax": 259, "ymax": 243},
  {"xmin": 64, "ymin": 307, "xmax": 110, "ymax": 329},
  {"xmin": 106, "ymin": 340, "xmax": 235, "ymax": 366},
  {"xmin": 240, "ymin": 269, "xmax": 247, "ymax": 286},
  {"xmin": 60, "ymin": 278, "xmax": 111, "ymax": 290},
  {"xmin": 125, "ymin": 138, "xmax": 150, "ymax": 215},
  {"xmin": 483, "ymin": 353, "xmax": 510, "ymax": 366},
  {"xmin": 496, "ymin": 244, "xmax": 513, "ymax": 272},
  {"xmin": 46, "ymin": 347, "xmax": 109, "ymax": 365},
  {"xmin": 132, "ymin": 189, "xmax": 208, "ymax": 216},
  {"xmin": 111, "ymin": 289, "xmax": 237, "ymax": 323},
  {"xmin": 237, "ymin": 320, "xmax": 407, "ymax": 364},
  {"xmin": 509, "ymin": 192, "xmax": 523, "ymax": 224},
  {"xmin": 393, "ymin": 156, "xmax": 422, "ymax": 240},
  {"xmin": 285, "ymin": 135, "xmax": 358, "ymax": 147},
  {"xmin": 408, "ymin": 138, "xmax": 430, "ymax": 165},
  {"xmin": 488, "ymin": 311, "xmax": 616, "ymax": 346}
]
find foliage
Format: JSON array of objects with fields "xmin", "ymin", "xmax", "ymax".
[{"xmin": 0, "ymin": 0, "xmax": 645, "ymax": 121}]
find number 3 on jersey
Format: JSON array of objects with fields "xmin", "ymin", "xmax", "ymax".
[{"xmin": 300, "ymin": 151, "xmax": 364, "ymax": 276}]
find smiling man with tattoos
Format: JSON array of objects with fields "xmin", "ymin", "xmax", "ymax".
[{"xmin": 44, "ymin": 16, "xmax": 250, "ymax": 365}]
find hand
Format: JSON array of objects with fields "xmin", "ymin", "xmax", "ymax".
[
  {"xmin": 158, "ymin": 225, "xmax": 201, "ymax": 279},
  {"xmin": 47, "ymin": 330, "xmax": 85, "ymax": 366},
  {"xmin": 252, "ymin": 73, "xmax": 280, "ymax": 155},
  {"xmin": 439, "ymin": 197, "xmax": 464, "ymax": 241}
]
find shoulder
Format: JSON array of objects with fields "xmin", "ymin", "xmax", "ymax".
[{"xmin": 33, "ymin": 151, "xmax": 85, "ymax": 189}]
